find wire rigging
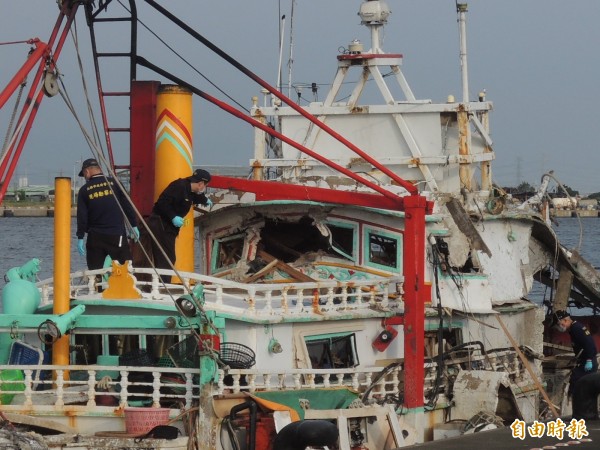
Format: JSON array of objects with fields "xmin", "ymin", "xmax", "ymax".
[
  {"xmin": 57, "ymin": 32, "xmax": 222, "ymax": 351},
  {"xmin": 1, "ymin": 68, "xmax": 27, "ymax": 161},
  {"xmin": 70, "ymin": 18, "xmax": 104, "ymax": 154},
  {"xmin": 116, "ymin": 0, "xmax": 247, "ymax": 112}
]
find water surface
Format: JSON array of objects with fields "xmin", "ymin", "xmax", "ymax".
[{"xmin": 0, "ymin": 216, "xmax": 598, "ymax": 298}]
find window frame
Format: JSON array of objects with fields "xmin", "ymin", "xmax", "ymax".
[
  {"xmin": 324, "ymin": 219, "xmax": 358, "ymax": 262},
  {"xmin": 305, "ymin": 332, "xmax": 360, "ymax": 369},
  {"xmin": 363, "ymin": 226, "xmax": 402, "ymax": 272},
  {"xmin": 210, "ymin": 233, "xmax": 246, "ymax": 274}
]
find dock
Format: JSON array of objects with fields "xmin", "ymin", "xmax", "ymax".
[
  {"xmin": 552, "ymin": 209, "xmax": 599, "ymax": 218},
  {"xmin": 0, "ymin": 206, "xmax": 77, "ymax": 217},
  {"xmin": 406, "ymin": 419, "xmax": 599, "ymax": 449}
]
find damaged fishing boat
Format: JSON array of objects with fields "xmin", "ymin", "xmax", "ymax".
[{"xmin": 1, "ymin": 1, "xmax": 599, "ymax": 449}]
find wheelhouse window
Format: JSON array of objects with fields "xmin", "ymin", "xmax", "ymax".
[
  {"xmin": 70, "ymin": 334, "xmax": 178, "ymax": 365},
  {"xmin": 211, "ymin": 234, "xmax": 245, "ymax": 272},
  {"xmin": 305, "ymin": 333, "xmax": 359, "ymax": 369},
  {"xmin": 365, "ymin": 229, "xmax": 401, "ymax": 271},
  {"xmin": 326, "ymin": 221, "xmax": 357, "ymax": 261}
]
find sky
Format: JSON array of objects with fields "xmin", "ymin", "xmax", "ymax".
[{"xmin": 1, "ymin": 0, "xmax": 600, "ymax": 193}]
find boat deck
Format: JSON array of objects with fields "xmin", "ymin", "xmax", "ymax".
[{"xmin": 404, "ymin": 419, "xmax": 600, "ymax": 449}]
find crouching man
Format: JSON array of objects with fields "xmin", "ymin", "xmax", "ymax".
[{"xmin": 572, "ymin": 372, "xmax": 600, "ymax": 421}]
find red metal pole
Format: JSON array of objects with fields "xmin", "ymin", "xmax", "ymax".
[
  {"xmin": 208, "ymin": 175, "xmax": 406, "ymax": 210},
  {"xmin": 129, "ymin": 81, "xmax": 160, "ymax": 217},
  {"xmin": 0, "ymin": 40, "xmax": 48, "ymax": 109},
  {"xmin": 402, "ymin": 195, "xmax": 428, "ymax": 409},
  {"xmin": 0, "ymin": 4, "xmax": 79, "ymax": 204},
  {"xmin": 0, "ymin": 37, "xmax": 56, "ymax": 184}
]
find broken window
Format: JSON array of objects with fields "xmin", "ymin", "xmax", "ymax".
[
  {"xmin": 424, "ymin": 328, "xmax": 462, "ymax": 359},
  {"xmin": 327, "ymin": 222, "xmax": 357, "ymax": 261},
  {"xmin": 260, "ymin": 216, "xmax": 335, "ymax": 262},
  {"xmin": 212, "ymin": 234, "xmax": 245, "ymax": 272},
  {"xmin": 306, "ymin": 333, "xmax": 359, "ymax": 369},
  {"xmin": 367, "ymin": 231, "xmax": 400, "ymax": 269}
]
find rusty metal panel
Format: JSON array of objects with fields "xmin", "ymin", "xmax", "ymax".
[{"xmin": 130, "ymin": 81, "xmax": 160, "ymax": 217}]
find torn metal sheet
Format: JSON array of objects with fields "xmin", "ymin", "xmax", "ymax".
[
  {"xmin": 452, "ymin": 370, "xmax": 510, "ymax": 420},
  {"xmin": 446, "ymin": 197, "xmax": 492, "ymax": 257}
]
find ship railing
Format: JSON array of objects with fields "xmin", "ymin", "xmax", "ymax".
[
  {"xmin": 37, "ymin": 268, "xmax": 404, "ymax": 317},
  {"xmin": 214, "ymin": 367, "xmax": 404, "ymax": 401},
  {"xmin": 0, "ymin": 364, "xmax": 199, "ymax": 414},
  {"xmin": 213, "ymin": 348, "xmax": 525, "ymax": 402},
  {"xmin": 425, "ymin": 347, "xmax": 522, "ymax": 376},
  {"xmin": 0, "ymin": 350, "xmax": 525, "ymax": 414},
  {"xmin": 423, "ymin": 347, "xmax": 524, "ymax": 394}
]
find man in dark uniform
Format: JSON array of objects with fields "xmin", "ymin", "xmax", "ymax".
[
  {"xmin": 146, "ymin": 168, "xmax": 212, "ymax": 277},
  {"xmin": 572, "ymin": 371, "xmax": 600, "ymax": 421},
  {"xmin": 76, "ymin": 158, "xmax": 139, "ymax": 270},
  {"xmin": 553, "ymin": 310, "xmax": 598, "ymax": 396}
]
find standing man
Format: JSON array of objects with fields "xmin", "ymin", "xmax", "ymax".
[
  {"xmin": 554, "ymin": 310, "xmax": 598, "ymax": 395},
  {"xmin": 76, "ymin": 158, "xmax": 139, "ymax": 270},
  {"xmin": 146, "ymin": 168, "xmax": 212, "ymax": 275}
]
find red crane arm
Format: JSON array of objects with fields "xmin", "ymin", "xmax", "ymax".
[
  {"xmin": 0, "ymin": 3, "xmax": 80, "ymax": 205},
  {"xmin": 209, "ymin": 175, "xmax": 434, "ymax": 213},
  {"xmin": 0, "ymin": 39, "xmax": 49, "ymax": 109}
]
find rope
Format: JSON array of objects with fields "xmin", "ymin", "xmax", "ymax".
[
  {"xmin": 0, "ymin": 79, "xmax": 45, "ymax": 169},
  {"xmin": 1, "ymin": 77, "xmax": 27, "ymax": 161},
  {"xmin": 70, "ymin": 17, "xmax": 103, "ymax": 150}
]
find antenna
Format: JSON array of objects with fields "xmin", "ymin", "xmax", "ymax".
[
  {"xmin": 456, "ymin": 3, "xmax": 470, "ymax": 103},
  {"xmin": 277, "ymin": 15, "xmax": 286, "ymax": 92},
  {"xmin": 287, "ymin": 0, "xmax": 296, "ymax": 98}
]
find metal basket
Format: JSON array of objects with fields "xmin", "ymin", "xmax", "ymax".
[
  {"xmin": 167, "ymin": 335, "xmax": 199, "ymax": 368},
  {"xmin": 219, "ymin": 343, "xmax": 256, "ymax": 369}
]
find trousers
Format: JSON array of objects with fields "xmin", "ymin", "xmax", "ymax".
[
  {"xmin": 572, "ymin": 371, "xmax": 600, "ymax": 421},
  {"xmin": 86, "ymin": 230, "xmax": 131, "ymax": 270}
]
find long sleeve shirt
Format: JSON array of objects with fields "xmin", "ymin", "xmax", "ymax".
[
  {"xmin": 151, "ymin": 178, "xmax": 208, "ymax": 234},
  {"xmin": 569, "ymin": 321, "xmax": 598, "ymax": 363},
  {"xmin": 76, "ymin": 174, "xmax": 137, "ymax": 239}
]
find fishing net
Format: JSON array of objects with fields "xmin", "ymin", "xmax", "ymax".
[{"xmin": 167, "ymin": 335, "xmax": 200, "ymax": 368}]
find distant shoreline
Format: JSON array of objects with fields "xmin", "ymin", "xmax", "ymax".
[
  {"xmin": 0, "ymin": 206, "xmax": 76, "ymax": 218},
  {"xmin": 0, "ymin": 205, "xmax": 597, "ymax": 218},
  {"xmin": 552, "ymin": 210, "xmax": 599, "ymax": 218}
]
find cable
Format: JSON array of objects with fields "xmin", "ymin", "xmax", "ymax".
[
  {"xmin": 116, "ymin": 0, "xmax": 247, "ymax": 112},
  {"xmin": 56, "ymin": 70, "xmax": 221, "ymax": 347},
  {"xmin": 425, "ymin": 238, "xmax": 446, "ymax": 409},
  {"xmin": 1, "ymin": 47, "xmax": 29, "ymax": 160}
]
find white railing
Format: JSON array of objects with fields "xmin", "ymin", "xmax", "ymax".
[
  {"xmin": 215, "ymin": 367, "xmax": 397, "ymax": 399},
  {"xmin": 0, "ymin": 364, "xmax": 198, "ymax": 413},
  {"xmin": 1, "ymin": 347, "xmax": 525, "ymax": 415},
  {"xmin": 215, "ymin": 348, "xmax": 526, "ymax": 403},
  {"xmin": 36, "ymin": 268, "xmax": 404, "ymax": 319}
]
